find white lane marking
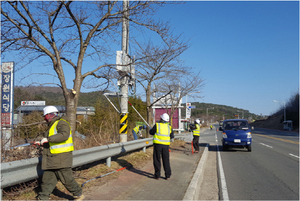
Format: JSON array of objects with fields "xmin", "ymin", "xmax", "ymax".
[
  {"xmin": 216, "ymin": 131, "xmax": 229, "ymax": 201},
  {"xmin": 260, "ymin": 143, "xmax": 273, "ymax": 148},
  {"xmin": 289, "ymin": 153, "xmax": 300, "ymax": 159}
]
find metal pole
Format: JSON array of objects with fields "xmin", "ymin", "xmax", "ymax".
[
  {"xmin": 206, "ymin": 108, "xmax": 208, "ymax": 124},
  {"xmin": 119, "ymin": 0, "xmax": 129, "ymax": 142},
  {"xmin": 273, "ymin": 100, "xmax": 286, "ymax": 122},
  {"xmin": 207, "ymin": 107, "xmax": 214, "ymax": 125},
  {"xmin": 104, "ymin": 94, "xmax": 120, "ymax": 113},
  {"xmin": 128, "ymin": 101, "xmax": 150, "ymax": 127},
  {"xmin": 283, "ymin": 102, "xmax": 286, "ymax": 122}
]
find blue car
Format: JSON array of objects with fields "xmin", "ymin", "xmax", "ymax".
[{"xmin": 219, "ymin": 119, "xmax": 253, "ymax": 152}]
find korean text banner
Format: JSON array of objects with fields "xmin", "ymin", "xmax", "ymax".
[{"xmin": 1, "ymin": 62, "xmax": 14, "ymax": 127}]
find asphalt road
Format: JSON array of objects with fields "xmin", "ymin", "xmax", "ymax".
[
  {"xmin": 216, "ymin": 126, "xmax": 299, "ymax": 200},
  {"xmin": 80, "ymin": 125, "xmax": 299, "ymax": 200}
]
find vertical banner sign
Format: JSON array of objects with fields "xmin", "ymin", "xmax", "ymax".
[
  {"xmin": 1, "ymin": 62, "xmax": 14, "ymax": 150},
  {"xmin": 1, "ymin": 62, "xmax": 14, "ymax": 127}
]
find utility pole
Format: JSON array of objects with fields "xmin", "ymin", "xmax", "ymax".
[
  {"xmin": 206, "ymin": 107, "xmax": 214, "ymax": 125},
  {"xmin": 119, "ymin": 0, "xmax": 129, "ymax": 142}
]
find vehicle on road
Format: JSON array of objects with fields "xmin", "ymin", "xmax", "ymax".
[{"xmin": 219, "ymin": 119, "xmax": 253, "ymax": 152}]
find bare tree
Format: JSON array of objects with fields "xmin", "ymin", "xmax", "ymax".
[
  {"xmin": 1, "ymin": 1, "xmax": 175, "ymax": 134},
  {"xmin": 133, "ymin": 36, "xmax": 203, "ymax": 128},
  {"xmin": 133, "ymin": 36, "xmax": 187, "ymax": 125},
  {"xmin": 154, "ymin": 72, "xmax": 204, "ymax": 127}
]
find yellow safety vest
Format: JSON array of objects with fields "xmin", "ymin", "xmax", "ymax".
[
  {"xmin": 49, "ymin": 119, "xmax": 74, "ymax": 154},
  {"xmin": 193, "ymin": 124, "xmax": 200, "ymax": 136},
  {"xmin": 133, "ymin": 126, "xmax": 140, "ymax": 133},
  {"xmin": 153, "ymin": 123, "xmax": 171, "ymax": 145}
]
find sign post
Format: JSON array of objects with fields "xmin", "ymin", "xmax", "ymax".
[{"xmin": 186, "ymin": 102, "xmax": 191, "ymax": 121}]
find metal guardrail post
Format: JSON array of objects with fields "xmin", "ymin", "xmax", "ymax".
[{"xmin": 106, "ymin": 157, "xmax": 111, "ymax": 167}]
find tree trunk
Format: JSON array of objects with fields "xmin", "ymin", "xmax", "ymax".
[
  {"xmin": 63, "ymin": 80, "xmax": 81, "ymax": 141},
  {"xmin": 146, "ymin": 84, "xmax": 153, "ymax": 138}
]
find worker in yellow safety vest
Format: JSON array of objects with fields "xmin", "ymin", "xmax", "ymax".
[
  {"xmin": 36, "ymin": 106, "xmax": 84, "ymax": 201},
  {"xmin": 192, "ymin": 119, "xmax": 201, "ymax": 153},
  {"xmin": 149, "ymin": 113, "xmax": 174, "ymax": 180},
  {"xmin": 132, "ymin": 125, "xmax": 147, "ymax": 140}
]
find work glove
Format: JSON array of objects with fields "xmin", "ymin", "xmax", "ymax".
[
  {"xmin": 41, "ymin": 138, "xmax": 48, "ymax": 146},
  {"xmin": 31, "ymin": 141, "xmax": 40, "ymax": 147}
]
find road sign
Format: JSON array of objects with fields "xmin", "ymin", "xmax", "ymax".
[
  {"xmin": 189, "ymin": 106, "xmax": 196, "ymax": 109},
  {"xmin": 186, "ymin": 108, "xmax": 191, "ymax": 119},
  {"xmin": 186, "ymin": 103, "xmax": 191, "ymax": 119},
  {"xmin": 21, "ymin": 101, "xmax": 45, "ymax": 106}
]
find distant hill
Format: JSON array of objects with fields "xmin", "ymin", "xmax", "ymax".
[
  {"xmin": 181, "ymin": 102, "xmax": 262, "ymax": 122},
  {"xmin": 14, "ymin": 86, "xmax": 298, "ymax": 131},
  {"xmin": 14, "ymin": 86, "xmax": 105, "ymax": 108},
  {"xmin": 14, "ymin": 86, "xmax": 263, "ymax": 121}
]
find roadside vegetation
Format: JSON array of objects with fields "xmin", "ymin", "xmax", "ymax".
[
  {"xmin": 251, "ymin": 92, "xmax": 299, "ymax": 131},
  {"xmin": 2, "ymin": 145, "xmax": 154, "ymax": 200},
  {"xmin": 2, "ymin": 139, "xmax": 186, "ymax": 200},
  {"xmin": 4, "ymin": 95, "xmax": 148, "ymax": 162}
]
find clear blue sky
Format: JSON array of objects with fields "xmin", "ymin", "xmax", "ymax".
[
  {"xmin": 155, "ymin": 1, "xmax": 299, "ymax": 116},
  {"xmin": 4, "ymin": 1, "xmax": 299, "ymax": 116}
]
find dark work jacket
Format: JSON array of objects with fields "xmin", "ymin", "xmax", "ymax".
[{"xmin": 41, "ymin": 115, "xmax": 73, "ymax": 170}]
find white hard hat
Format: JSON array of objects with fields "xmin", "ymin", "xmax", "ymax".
[
  {"xmin": 161, "ymin": 113, "xmax": 169, "ymax": 122},
  {"xmin": 43, "ymin": 106, "xmax": 59, "ymax": 116},
  {"xmin": 195, "ymin": 119, "xmax": 200, "ymax": 124}
]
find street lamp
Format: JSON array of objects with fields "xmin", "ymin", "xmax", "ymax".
[{"xmin": 273, "ymin": 100, "xmax": 286, "ymax": 122}]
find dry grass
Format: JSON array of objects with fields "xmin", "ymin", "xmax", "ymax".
[
  {"xmin": 2, "ymin": 147, "xmax": 153, "ymax": 200},
  {"xmin": 2, "ymin": 140, "xmax": 186, "ymax": 200}
]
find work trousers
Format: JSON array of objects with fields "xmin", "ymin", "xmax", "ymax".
[
  {"xmin": 153, "ymin": 144, "xmax": 171, "ymax": 179},
  {"xmin": 193, "ymin": 135, "xmax": 200, "ymax": 152},
  {"xmin": 38, "ymin": 167, "xmax": 82, "ymax": 200},
  {"xmin": 132, "ymin": 130, "xmax": 138, "ymax": 140}
]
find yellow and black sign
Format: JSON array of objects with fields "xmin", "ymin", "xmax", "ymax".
[{"xmin": 119, "ymin": 113, "xmax": 128, "ymax": 134}]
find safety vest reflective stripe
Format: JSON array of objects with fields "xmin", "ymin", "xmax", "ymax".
[
  {"xmin": 49, "ymin": 119, "xmax": 74, "ymax": 154},
  {"xmin": 133, "ymin": 127, "xmax": 139, "ymax": 133},
  {"xmin": 153, "ymin": 123, "xmax": 171, "ymax": 145},
  {"xmin": 193, "ymin": 124, "xmax": 200, "ymax": 136},
  {"xmin": 50, "ymin": 143, "xmax": 73, "ymax": 150}
]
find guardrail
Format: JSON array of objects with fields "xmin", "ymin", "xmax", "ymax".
[
  {"xmin": 1, "ymin": 133, "xmax": 190, "ymax": 199},
  {"xmin": 1, "ymin": 138, "xmax": 154, "ymax": 198}
]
